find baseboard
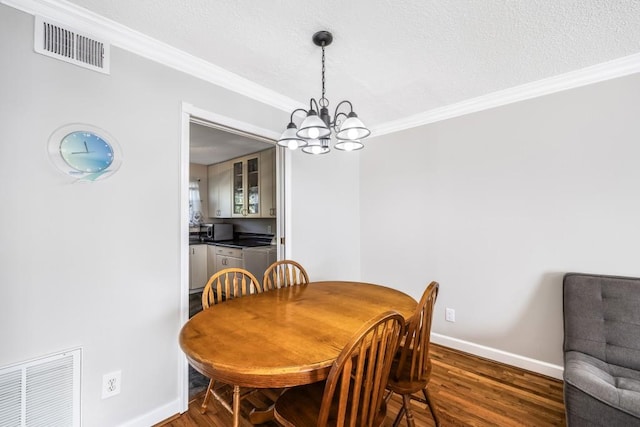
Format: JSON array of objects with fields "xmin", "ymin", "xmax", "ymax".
[
  {"xmin": 118, "ymin": 398, "xmax": 181, "ymax": 427},
  {"xmin": 431, "ymin": 333, "xmax": 564, "ymax": 380}
]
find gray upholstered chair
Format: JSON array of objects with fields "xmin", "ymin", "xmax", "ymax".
[{"xmin": 563, "ymin": 273, "xmax": 640, "ymax": 426}]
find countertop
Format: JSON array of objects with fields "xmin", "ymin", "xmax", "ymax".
[{"xmin": 189, "ymin": 234, "xmax": 273, "ymax": 249}]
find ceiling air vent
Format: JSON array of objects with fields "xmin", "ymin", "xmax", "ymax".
[{"xmin": 34, "ymin": 16, "xmax": 110, "ymax": 74}]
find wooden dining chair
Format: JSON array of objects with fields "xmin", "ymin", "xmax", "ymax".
[
  {"xmin": 201, "ymin": 267, "xmax": 262, "ymax": 309},
  {"xmin": 199, "ymin": 267, "xmax": 261, "ymax": 414},
  {"xmin": 386, "ymin": 281, "xmax": 440, "ymax": 427},
  {"xmin": 263, "ymin": 259, "xmax": 309, "ymax": 291},
  {"xmin": 274, "ymin": 311, "xmax": 405, "ymax": 427}
]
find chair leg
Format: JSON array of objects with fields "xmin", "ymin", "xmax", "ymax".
[
  {"xmin": 392, "ymin": 405, "xmax": 406, "ymax": 427},
  {"xmin": 200, "ymin": 378, "xmax": 215, "ymax": 414},
  {"xmin": 422, "ymin": 388, "xmax": 440, "ymax": 427},
  {"xmin": 401, "ymin": 394, "xmax": 416, "ymax": 427}
]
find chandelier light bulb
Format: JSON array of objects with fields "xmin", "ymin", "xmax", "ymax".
[
  {"xmin": 308, "ymin": 127, "xmax": 320, "ymax": 139},
  {"xmin": 288, "ymin": 140, "xmax": 298, "ymax": 150},
  {"xmin": 343, "ymin": 141, "xmax": 356, "ymax": 151}
]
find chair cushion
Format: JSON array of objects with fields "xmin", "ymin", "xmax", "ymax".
[
  {"xmin": 563, "ymin": 273, "xmax": 640, "ymax": 370},
  {"xmin": 564, "ymin": 350, "xmax": 640, "ymax": 418}
]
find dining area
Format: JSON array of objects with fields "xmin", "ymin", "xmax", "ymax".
[{"xmin": 177, "ymin": 260, "xmax": 441, "ymax": 427}]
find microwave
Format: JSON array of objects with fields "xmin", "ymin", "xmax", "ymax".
[{"xmin": 201, "ymin": 223, "xmax": 233, "ymax": 241}]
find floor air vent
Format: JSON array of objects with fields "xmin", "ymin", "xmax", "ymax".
[
  {"xmin": 34, "ymin": 16, "xmax": 110, "ymax": 74},
  {"xmin": 0, "ymin": 348, "xmax": 81, "ymax": 427}
]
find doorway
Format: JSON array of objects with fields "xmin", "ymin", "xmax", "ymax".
[{"xmin": 179, "ymin": 103, "xmax": 286, "ymax": 410}]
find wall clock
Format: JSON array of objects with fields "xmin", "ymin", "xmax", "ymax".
[{"xmin": 48, "ymin": 124, "xmax": 122, "ymax": 181}]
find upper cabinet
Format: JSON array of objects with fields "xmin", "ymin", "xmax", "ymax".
[
  {"xmin": 260, "ymin": 148, "xmax": 276, "ymax": 217},
  {"xmin": 207, "ymin": 161, "xmax": 231, "ymax": 218},
  {"xmin": 208, "ymin": 147, "xmax": 276, "ymax": 219},
  {"xmin": 232, "ymin": 154, "xmax": 260, "ymax": 217}
]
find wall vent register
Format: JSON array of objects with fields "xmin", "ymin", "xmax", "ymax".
[
  {"xmin": 34, "ymin": 16, "xmax": 110, "ymax": 74},
  {"xmin": 0, "ymin": 348, "xmax": 81, "ymax": 426}
]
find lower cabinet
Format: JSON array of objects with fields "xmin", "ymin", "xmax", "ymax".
[
  {"xmin": 207, "ymin": 245, "xmax": 217, "ymax": 282},
  {"xmin": 214, "ymin": 246, "xmax": 243, "ymax": 270},
  {"xmin": 189, "ymin": 245, "xmax": 208, "ymax": 291}
]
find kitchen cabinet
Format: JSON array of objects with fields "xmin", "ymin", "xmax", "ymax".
[
  {"xmin": 232, "ymin": 154, "xmax": 261, "ymax": 217},
  {"xmin": 260, "ymin": 148, "xmax": 276, "ymax": 217},
  {"xmin": 189, "ymin": 244, "xmax": 208, "ymax": 291},
  {"xmin": 208, "ymin": 148, "xmax": 276, "ymax": 219},
  {"xmin": 243, "ymin": 246, "xmax": 276, "ymax": 284},
  {"xmin": 207, "ymin": 161, "xmax": 231, "ymax": 218},
  {"xmin": 214, "ymin": 246, "xmax": 243, "ymax": 270},
  {"xmin": 206, "ymin": 245, "xmax": 217, "ymax": 280}
]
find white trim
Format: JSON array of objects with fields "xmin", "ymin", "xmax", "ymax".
[
  {"xmin": 371, "ymin": 53, "xmax": 640, "ymax": 137},
  {"xmin": 282, "ymin": 149, "xmax": 293, "ymax": 260},
  {"xmin": 179, "ymin": 102, "xmax": 287, "ymax": 408},
  {"xmin": 117, "ymin": 398, "xmax": 181, "ymax": 427},
  {"xmin": 178, "ymin": 109, "xmax": 191, "ymax": 414},
  {"xmin": 2, "ymin": 0, "xmax": 301, "ymax": 114},
  {"xmin": 431, "ymin": 333, "xmax": 564, "ymax": 380},
  {"xmin": 183, "ymin": 103, "xmax": 281, "ymax": 142},
  {"xmin": 4, "ymin": 0, "xmax": 640, "ymax": 138}
]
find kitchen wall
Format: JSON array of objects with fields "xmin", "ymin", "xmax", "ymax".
[
  {"xmin": 0, "ymin": 5, "xmax": 294, "ymax": 426},
  {"xmin": 360, "ymin": 72, "xmax": 640, "ymax": 375}
]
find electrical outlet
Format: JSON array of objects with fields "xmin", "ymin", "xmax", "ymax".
[
  {"xmin": 102, "ymin": 370, "xmax": 121, "ymax": 399},
  {"xmin": 267, "ymin": 225, "xmax": 272, "ymax": 234},
  {"xmin": 445, "ymin": 308, "xmax": 456, "ymax": 322}
]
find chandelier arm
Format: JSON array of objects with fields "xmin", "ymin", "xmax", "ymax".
[
  {"xmin": 289, "ymin": 108, "xmax": 308, "ymax": 123},
  {"xmin": 333, "ymin": 100, "xmax": 354, "ymax": 120},
  {"xmin": 309, "ymin": 98, "xmax": 320, "ymax": 112},
  {"xmin": 332, "ymin": 111, "xmax": 349, "ymax": 131},
  {"xmin": 331, "ymin": 100, "xmax": 354, "ymax": 129}
]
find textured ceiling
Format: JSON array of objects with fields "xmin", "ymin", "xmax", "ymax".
[
  {"xmin": 189, "ymin": 122, "xmax": 271, "ymax": 165},
  {"xmin": 61, "ymin": 0, "xmax": 640, "ymax": 130},
  {"xmin": 27, "ymin": 0, "xmax": 640, "ymax": 164}
]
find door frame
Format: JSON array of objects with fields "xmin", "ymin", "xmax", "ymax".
[{"xmin": 178, "ymin": 102, "xmax": 290, "ymax": 412}]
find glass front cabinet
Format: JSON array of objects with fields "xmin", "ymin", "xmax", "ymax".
[{"xmin": 232, "ymin": 154, "xmax": 261, "ymax": 217}]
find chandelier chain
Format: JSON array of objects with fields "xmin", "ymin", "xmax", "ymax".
[{"xmin": 320, "ymin": 44, "xmax": 328, "ymax": 108}]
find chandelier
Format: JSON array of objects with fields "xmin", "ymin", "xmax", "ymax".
[{"xmin": 277, "ymin": 31, "xmax": 371, "ymax": 155}]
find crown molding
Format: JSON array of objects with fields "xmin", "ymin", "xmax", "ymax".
[
  {"xmin": 4, "ymin": 0, "xmax": 640, "ymax": 138},
  {"xmin": 2, "ymin": 0, "xmax": 301, "ymax": 115},
  {"xmin": 371, "ymin": 52, "xmax": 640, "ymax": 137}
]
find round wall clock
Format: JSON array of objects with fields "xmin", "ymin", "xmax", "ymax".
[{"xmin": 48, "ymin": 124, "xmax": 122, "ymax": 181}]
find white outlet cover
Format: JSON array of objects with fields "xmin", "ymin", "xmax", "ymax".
[
  {"xmin": 445, "ymin": 308, "xmax": 456, "ymax": 322},
  {"xmin": 102, "ymin": 370, "xmax": 122, "ymax": 399}
]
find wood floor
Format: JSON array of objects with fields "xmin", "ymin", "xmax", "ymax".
[{"xmin": 156, "ymin": 343, "xmax": 566, "ymax": 426}]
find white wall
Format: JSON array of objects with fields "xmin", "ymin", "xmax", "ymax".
[
  {"xmin": 288, "ymin": 150, "xmax": 361, "ymax": 281},
  {"xmin": 360, "ymin": 72, "xmax": 640, "ymax": 372},
  {"xmin": 0, "ymin": 5, "xmax": 289, "ymax": 426}
]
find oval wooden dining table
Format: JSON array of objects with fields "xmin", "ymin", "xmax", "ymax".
[{"xmin": 179, "ymin": 280, "xmax": 417, "ymax": 427}]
